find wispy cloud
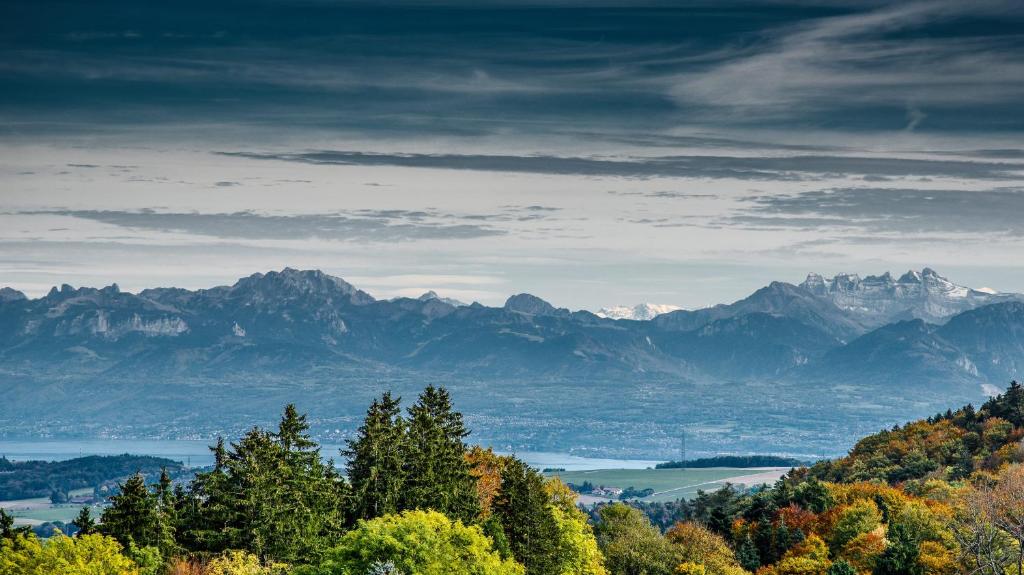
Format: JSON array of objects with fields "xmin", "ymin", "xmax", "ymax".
[
  {"xmin": 730, "ymin": 187, "xmax": 1024, "ymax": 235},
  {"xmin": 670, "ymin": 0, "xmax": 1024, "ymax": 124},
  {"xmin": 21, "ymin": 210, "xmax": 507, "ymax": 243},
  {"xmin": 221, "ymin": 150, "xmax": 1024, "ymax": 181}
]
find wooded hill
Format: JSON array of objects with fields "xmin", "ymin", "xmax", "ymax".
[{"xmin": 0, "ymin": 454, "xmax": 183, "ymax": 501}]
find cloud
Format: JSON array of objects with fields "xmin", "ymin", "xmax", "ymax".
[
  {"xmin": 670, "ymin": 0, "xmax": 1024, "ymax": 124},
  {"xmin": 731, "ymin": 187, "xmax": 1024, "ymax": 235},
  {"xmin": 904, "ymin": 104, "xmax": 926, "ymax": 132},
  {"xmin": 22, "ymin": 209, "xmax": 507, "ymax": 243},
  {"xmin": 220, "ymin": 149, "xmax": 1024, "ymax": 181},
  {"xmin": 0, "ymin": 0, "xmax": 1021, "ymax": 143}
]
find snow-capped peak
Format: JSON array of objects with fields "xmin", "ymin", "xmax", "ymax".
[
  {"xmin": 417, "ymin": 291, "xmax": 467, "ymax": 307},
  {"xmin": 799, "ymin": 268, "xmax": 1019, "ymax": 326},
  {"xmin": 596, "ymin": 303, "xmax": 682, "ymax": 321}
]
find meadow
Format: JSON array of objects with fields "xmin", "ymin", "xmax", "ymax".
[
  {"xmin": 545, "ymin": 467, "xmax": 788, "ymax": 502},
  {"xmin": 1, "ymin": 488, "xmax": 96, "ymax": 526}
]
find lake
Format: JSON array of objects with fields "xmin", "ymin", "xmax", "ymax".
[{"xmin": 0, "ymin": 439, "xmax": 661, "ymax": 471}]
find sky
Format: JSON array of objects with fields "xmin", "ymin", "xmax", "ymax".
[{"xmin": 1, "ymin": 0, "xmax": 1023, "ymax": 310}]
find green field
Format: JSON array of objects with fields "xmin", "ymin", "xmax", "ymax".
[
  {"xmin": 545, "ymin": 467, "xmax": 785, "ymax": 503},
  {"xmin": 2, "ymin": 489, "xmax": 101, "ymax": 526},
  {"xmin": 9, "ymin": 505, "xmax": 90, "ymax": 525}
]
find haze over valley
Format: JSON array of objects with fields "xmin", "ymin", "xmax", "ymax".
[{"xmin": 2, "ymin": 266, "xmax": 1021, "ymax": 459}]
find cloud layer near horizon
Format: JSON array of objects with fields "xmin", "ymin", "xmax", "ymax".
[{"xmin": 1, "ymin": 0, "xmax": 1023, "ymax": 307}]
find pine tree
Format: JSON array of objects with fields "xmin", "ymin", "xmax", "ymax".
[
  {"xmin": 178, "ymin": 437, "xmax": 234, "ymax": 553},
  {"xmin": 180, "ymin": 407, "xmax": 347, "ymax": 563},
  {"xmin": 738, "ymin": 535, "xmax": 761, "ymax": 571},
  {"xmin": 153, "ymin": 468, "xmax": 179, "ymax": 554},
  {"xmin": 274, "ymin": 404, "xmax": 318, "ymax": 454},
  {"xmin": 492, "ymin": 457, "xmax": 561, "ymax": 575},
  {"xmin": 401, "ymin": 386, "xmax": 480, "ymax": 522},
  {"xmin": 221, "ymin": 427, "xmax": 284, "ymax": 558},
  {"xmin": 268, "ymin": 403, "xmax": 347, "ymax": 562},
  {"xmin": 345, "ymin": 392, "xmax": 407, "ymax": 521},
  {"xmin": 99, "ymin": 473, "xmax": 162, "ymax": 549},
  {"xmin": 874, "ymin": 522, "xmax": 922, "ymax": 575},
  {"xmin": 830, "ymin": 559, "xmax": 858, "ymax": 575},
  {"xmin": 72, "ymin": 506, "xmax": 96, "ymax": 536},
  {"xmin": 0, "ymin": 508, "xmax": 15, "ymax": 539}
]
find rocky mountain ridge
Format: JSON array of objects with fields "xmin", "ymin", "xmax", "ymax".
[{"xmin": 2, "ymin": 267, "xmax": 1022, "ymax": 456}]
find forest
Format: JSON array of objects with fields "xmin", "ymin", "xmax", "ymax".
[
  {"xmin": 0, "ymin": 454, "xmax": 183, "ymax": 501},
  {"xmin": 4, "ymin": 382, "xmax": 1024, "ymax": 575},
  {"xmin": 656, "ymin": 456, "xmax": 807, "ymax": 470}
]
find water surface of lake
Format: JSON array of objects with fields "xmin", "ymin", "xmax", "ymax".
[{"xmin": 0, "ymin": 439, "xmax": 661, "ymax": 471}]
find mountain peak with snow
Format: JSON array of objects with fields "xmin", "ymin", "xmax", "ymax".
[
  {"xmin": 799, "ymin": 268, "xmax": 1021, "ymax": 327},
  {"xmin": 596, "ymin": 303, "xmax": 683, "ymax": 321},
  {"xmin": 417, "ymin": 291, "xmax": 467, "ymax": 307}
]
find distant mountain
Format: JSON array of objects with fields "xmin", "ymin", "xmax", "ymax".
[
  {"xmin": 503, "ymin": 293, "xmax": 570, "ymax": 318},
  {"xmin": 654, "ymin": 281, "xmax": 866, "ymax": 342},
  {"xmin": 800, "ymin": 268, "xmax": 1019, "ymax": 328},
  {"xmin": 1, "ymin": 267, "xmax": 1022, "ymax": 458},
  {"xmin": 417, "ymin": 291, "xmax": 466, "ymax": 307},
  {"xmin": 0, "ymin": 287, "xmax": 25, "ymax": 303},
  {"xmin": 596, "ymin": 303, "xmax": 682, "ymax": 321},
  {"xmin": 799, "ymin": 301, "xmax": 1024, "ymax": 394}
]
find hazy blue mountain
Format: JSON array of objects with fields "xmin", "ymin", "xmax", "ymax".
[
  {"xmin": 653, "ymin": 312, "xmax": 841, "ymax": 379},
  {"xmin": 653, "ymin": 281, "xmax": 866, "ymax": 341},
  {"xmin": 799, "ymin": 301, "xmax": 1024, "ymax": 395},
  {"xmin": 0, "ymin": 288, "xmax": 25, "ymax": 303},
  {"xmin": 503, "ymin": 293, "xmax": 570, "ymax": 317},
  {"xmin": 937, "ymin": 301, "xmax": 1024, "ymax": 385},
  {"xmin": 1, "ymin": 268, "xmax": 1022, "ymax": 458}
]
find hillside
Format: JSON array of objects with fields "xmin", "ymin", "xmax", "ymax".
[
  {"xmin": 0, "ymin": 454, "xmax": 184, "ymax": 500},
  {"xmin": 809, "ymin": 380, "xmax": 1024, "ymax": 484}
]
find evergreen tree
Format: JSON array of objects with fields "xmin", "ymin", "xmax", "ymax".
[
  {"xmin": 153, "ymin": 468, "xmax": 179, "ymax": 554},
  {"xmin": 737, "ymin": 535, "xmax": 761, "ymax": 571},
  {"xmin": 873, "ymin": 522, "xmax": 922, "ymax": 575},
  {"xmin": 71, "ymin": 507, "xmax": 96, "ymax": 536},
  {"xmin": 178, "ymin": 436, "xmax": 233, "ymax": 553},
  {"xmin": 401, "ymin": 386, "xmax": 480, "ymax": 522},
  {"xmin": 829, "ymin": 559, "xmax": 858, "ymax": 575},
  {"xmin": 984, "ymin": 381, "xmax": 1024, "ymax": 427},
  {"xmin": 0, "ymin": 508, "xmax": 14, "ymax": 539},
  {"xmin": 492, "ymin": 457, "xmax": 560, "ymax": 575},
  {"xmin": 344, "ymin": 392, "xmax": 407, "ymax": 521},
  {"xmin": 181, "ymin": 406, "xmax": 347, "ymax": 563},
  {"xmin": 220, "ymin": 427, "xmax": 283, "ymax": 558},
  {"xmin": 275, "ymin": 404, "xmax": 319, "ymax": 455},
  {"xmin": 99, "ymin": 473, "xmax": 162, "ymax": 549},
  {"xmin": 268, "ymin": 403, "xmax": 348, "ymax": 562}
]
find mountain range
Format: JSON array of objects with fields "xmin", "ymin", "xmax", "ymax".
[{"xmin": 1, "ymin": 267, "xmax": 1021, "ymax": 459}]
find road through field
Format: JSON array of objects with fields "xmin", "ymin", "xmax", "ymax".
[
  {"xmin": 647, "ymin": 468, "xmax": 788, "ymax": 499},
  {"xmin": 551, "ymin": 467, "xmax": 790, "ymax": 503}
]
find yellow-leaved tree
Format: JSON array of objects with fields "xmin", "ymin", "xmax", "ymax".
[
  {"xmin": 545, "ymin": 478, "xmax": 609, "ymax": 575},
  {"xmin": 294, "ymin": 509, "xmax": 523, "ymax": 575},
  {"xmin": 0, "ymin": 532, "xmax": 138, "ymax": 575},
  {"xmin": 665, "ymin": 522, "xmax": 749, "ymax": 575}
]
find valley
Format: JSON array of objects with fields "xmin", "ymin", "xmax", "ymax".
[{"xmin": 1, "ymin": 267, "xmax": 1021, "ymax": 458}]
